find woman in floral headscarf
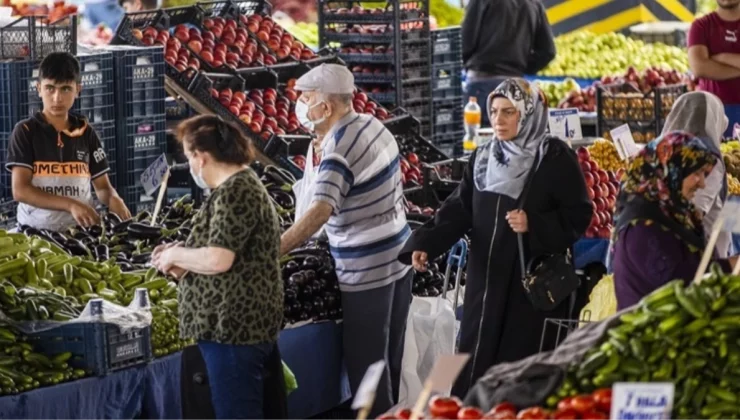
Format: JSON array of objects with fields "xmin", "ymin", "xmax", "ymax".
[
  {"xmin": 398, "ymin": 78, "xmax": 592, "ymax": 397},
  {"xmin": 612, "ymin": 131, "xmax": 737, "ymax": 310}
]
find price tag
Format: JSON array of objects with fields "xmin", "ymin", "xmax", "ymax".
[
  {"xmin": 610, "ymin": 124, "xmax": 640, "ymax": 160},
  {"xmin": 140, "ymin": 154, "xmax": 169, "ymax": 197},
  {"xmin": 548, "ymin": 108, "xmax": 583, "ymax": 141},
  {"xmin": 610, "ymin": 383, "xmax": 674, "ymax": 420},
  {"xmin": 352, "ymin": 360, "xmax": 386, "ymax": 410},
  {"xmin": 427, "ymin": 354, "xmax": 470, "ymax": 392},
  {"xmin": 721, "ymin": 197, "xmax": 740, "ymax": 233}
]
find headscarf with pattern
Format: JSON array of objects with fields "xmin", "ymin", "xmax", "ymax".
[
  {"xmin": 473, "ymin": 78, "xmax": 550, "ymax": 199},
  {"xmin": 614, "ymin": 131, "xmax": 718, "ymax": 249}
]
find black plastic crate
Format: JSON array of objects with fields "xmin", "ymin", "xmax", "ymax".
[
  {"xmin": 598, "ymin": 119, "xmax": 658, "ymax": 145},
  {"xmin": 197, "ymin": 0, "xmax": 268, "ymax": 18},
  {"xmin": 121, "ymin": 185, "xmax": 158, "ymax": 214},
  {"xmin": 401, "ymin": 63, "xmax": 429, "ymax": 82},
  {"xmin": 0, "ymin": 199, "xmax": 16, "ymax": 230},
  {"xmin": 596, "ymin": 82, "xmax": 687, "ymax": 139},
  {"xmin": 433, "ymin": 99, "xmax": 463, "ymax": 137},
  {"xmin": 432, "ymin": 129, "xmax": 463, "ymax": 147},
  {"xmin": 115, "ymin": 115, "xmax": 167, "ymax": 194},
  {"xmin": 78, "ymin": 53, "xmax": 116, "ymax": 124},
  {"xmin": 0, "ymin": 61, "xmax": 33, "ymax": 200},
  {"xmin": 401, "ymin": 81, "xmax": 430, "ymax": 102},
  {"xmin": 27, "ymin": 297, "xmax": 153, "ymax": 376},
  {"xmin": 432, "ymin": 62, "xmax": 462, "ymax": 101},
  {"xmin": 430, "ymin": 26, "xmax": 461, "ymax": 64},
  {"xmin": 109, "ymin": 46, "xmax": 166, "ymax": 120},
  {"xmin": 0, "ymin": 15, "xmax": 77, "ymax": 61},
  {"xmin": 165, "ymin": 97, "xmax": 195, "ymax": 120}
]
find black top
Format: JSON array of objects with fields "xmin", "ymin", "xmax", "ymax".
[
  {"xmin": 462, "ymin": 0, "xmax": 556, "ymax": 76},
  {"xmin": 398, "ymin": 138, "xmax": 592, "ymax": 397}
]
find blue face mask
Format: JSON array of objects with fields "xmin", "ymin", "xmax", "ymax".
[{"xmin": 190, "ymin": 161, "xmax": 208, "ymax": 190}]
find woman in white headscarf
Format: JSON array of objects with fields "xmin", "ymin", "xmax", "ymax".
[
  {"xmin": 398, "ymin": 78, "xmax": 592, "ymax": 397},
  {"xmin": 661, "ymin": 91, "xmax": 731, "ymax": 257}
]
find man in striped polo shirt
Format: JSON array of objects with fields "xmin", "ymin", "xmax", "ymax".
[{"xmin": 280, "ymin": 64, "xmax": 413, "ymax": 415}]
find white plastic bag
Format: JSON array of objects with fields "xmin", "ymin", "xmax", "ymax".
[
  {"xmin": 398, "ymin": 294, "xmax": 458, "ymax": 407},
  {"xmin": 292, "ymin": 145, "xmax": 325, "ymax": 238}
]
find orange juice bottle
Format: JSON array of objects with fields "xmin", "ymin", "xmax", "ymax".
[{"xmin": 463, "ymin": 97, "xmax": 480, "ymax": 153}]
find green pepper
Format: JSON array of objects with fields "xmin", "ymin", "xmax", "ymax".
[
  {"xmin": 675, "ymin": 282, "xmax": 704, "ymax": 318},
  {"xmin": 62, "ymin": 264, "xmax": 73, "ymax": 286},
  {"xmin": 629, "ymin": 338, "xmax": 645, "ymax": 360}
]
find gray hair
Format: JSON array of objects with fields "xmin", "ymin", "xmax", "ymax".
[{"xmin": 319, "ymin": 92, "xmax": 353, "ymax": 109}]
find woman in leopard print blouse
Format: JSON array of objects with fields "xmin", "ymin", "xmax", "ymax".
[{"xmin": 152, "ymin": 115, "xmax": 284, "ymax": 419}]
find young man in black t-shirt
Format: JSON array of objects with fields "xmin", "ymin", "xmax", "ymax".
[{"xmin": 5, "ymin": 52, "xmax": 131, "ymax": 231}]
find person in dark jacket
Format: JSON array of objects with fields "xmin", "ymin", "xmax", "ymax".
[
  {"xmin": 611, "ymin": 131, "xmax": 738, "ymax": 310},
  {"xmin": 463, "ymin": 0, "xmax": 556, "ymax": 127},
  {"xmin": 398, "ymin": 79, "xmax": 592, "ymax": 398}
]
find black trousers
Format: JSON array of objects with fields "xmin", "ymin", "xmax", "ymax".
[
  {"xmin": 181, "ymin": 344, "xmax": 287, "ymax": 419},
  {"xmin": 340, "ymin": 270, "xmax": 413, "ymax": 418}
]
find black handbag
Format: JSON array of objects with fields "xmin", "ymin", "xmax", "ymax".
[{"xmin": 515, "ymin": 150, "xmax": 580, "ymax": 312}]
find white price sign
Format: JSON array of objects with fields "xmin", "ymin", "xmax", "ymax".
[
  {"xmin": 352, "ymin": 360, "xmax": 386, "ymax": 410},
  {"xmin": 721, "ymin": 197, "xmax": 740, "ymax": 233},
  {"xmin": 548, "ymin": 108, "xmax": 583, "ymax": 141},
  {"xmin": 610, "ymin": 383, "xmax": 674, "ymax": 420},
  {"xmin": 140, "ymin": 154, "xmax": 169, "ymax": 197},
  {"xmin": 610, "ymin": 124, "xmax": 640, "ymax": 160}
]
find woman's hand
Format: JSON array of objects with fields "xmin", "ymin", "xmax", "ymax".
[
  {"xmin": 154, "ymin": 245, "xmax": 182, "ymax": 273},
  {"xmin": 412, "ymin": 251, "xmax": 428, "ymax": 272},
  {"xmin": 506, "ymin": 210, "xmax": 528, "ymax": 233}
]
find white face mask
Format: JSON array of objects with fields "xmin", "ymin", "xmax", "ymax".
[
  {"xmin": 295, "ymin": 99, "xmax": 327, "ymax": 131},
  {"xmin": 190, "ymin": 160, "xmax": 209, "ymax": 190}
]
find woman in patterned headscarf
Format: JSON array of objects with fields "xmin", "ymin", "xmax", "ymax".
[
  {"xmin": 399, "ymin": 78, "xmax": 592, "ymax": 397},
  {"xmin": 612, "ymin": 131, "xmax": 737, "ymax": 310}
]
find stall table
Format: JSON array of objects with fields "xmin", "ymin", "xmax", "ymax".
[{"xmin": 0, "ymin": 321, "xmax": 350, "ymax": 419}]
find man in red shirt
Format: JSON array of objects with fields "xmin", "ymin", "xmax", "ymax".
[{"xmin": 688, "ymin": 0, "xmax": 740, "ymax": 136}]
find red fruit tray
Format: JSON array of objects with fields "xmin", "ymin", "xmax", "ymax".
[{"xmin": 321, "ymin": 6, "xmax": 425, "ymax": 24}]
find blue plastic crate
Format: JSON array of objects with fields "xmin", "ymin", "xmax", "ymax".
[
  {"xmin": 0, "ymin": 61, "xmax": 33, "ymax": 200},
  {"xmin": 121, "ymin": 185, "xmax": 157, "ymax": 214},
  {"xmin": 109, "ymin": 46, "xmax": 166, "ymax": 120},
  {"xmin": 78, "ymin": 52, "xmax": 116, "ymax": 124},
  {"xmin": 433, "ymin": 99, "xmax": 463, "ymax": 138},
  {"xmin": 115, "ymin": 115, "xmax": 166, "ymax": 194},
  {"xmin": 27, "ymin": 319, "xmax": 152, "ymax": 376},
  {"xmin": 431, "ymin": 27, "xmax": 461, "ymax": 65},
  {"xmin": 432, "ymin": 62, "xmax": 463, "ymax": 101}
]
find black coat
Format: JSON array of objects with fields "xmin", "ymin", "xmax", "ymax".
[{"xmin": 398, "ymin": 138, "xmax": 592, "ymax": 397}]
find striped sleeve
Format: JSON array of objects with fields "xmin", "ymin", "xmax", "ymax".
[{"xmin": 312, "ymin": 152, "xmax": 354, "ymax": 212}]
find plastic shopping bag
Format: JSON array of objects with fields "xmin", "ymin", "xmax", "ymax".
[
  {"xmin": 292, "ymin": 145, "xmax": 325, "ymax": 238},
  {"xmin": 579, "ymin": 274, "xmax": 617, "ymax": 325},
  {"xmin": 398, "ymin": 295, "xmax": 457, "ymax": 407}
]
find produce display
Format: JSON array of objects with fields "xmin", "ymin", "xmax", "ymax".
[
  {"xmin": 723, "ymin": 145, "xmax": 740, "ymax": 180},
  {"xmin": 278, "ymin": 20, "xmax": 319, "ymax": 50},
  {"xmin": 534, "ymin": 78, "xmax": 580, "ymax": 109},
  {"xmin": 728, "ymin": 174, "xmax": 740, "ymax": 196},
  {"xmin": 0, "ymin": 323, "xmax": 86, "ymax": 396},
  {"xmin": 79, "ymin": 24, "xmax": 115, "ymax": 46},
  {"xmin": 576, "ymin": 147, "xmax": 619, "ymax": 240},
  {"xmin": 9, "ymin": 1, "xmax": 78, "ymax": 21},
  {"xmin": 586, "ymin": 139, "xmax": 626, "ymax": 173},
  {"xmin": 546, "ymin": 269, "xmax": 740, "ymax": 418},
  {"xmin": 539, "ymin": 31, "xmax": 689, "ymax": 79},
  {"xmin": 429, "ymin": 0, "xmax": 463, "ymax": 28},
  {"xmin": 558, "ymin": 86, "xmax": 596, "ymax": 113}
]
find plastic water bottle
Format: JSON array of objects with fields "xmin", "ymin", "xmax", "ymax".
[{"xmin": 463, "ymin": 97, "xmax": 481, "ymax": 154}]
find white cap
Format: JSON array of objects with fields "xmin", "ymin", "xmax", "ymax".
[{"xmin": 295, "ymin": 64, "xmax": 355, "ymax": 94}]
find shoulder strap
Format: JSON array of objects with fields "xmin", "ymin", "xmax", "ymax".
[{"xmin": 517, "ymin": 149, "xmax": 542, "ymax": 278}]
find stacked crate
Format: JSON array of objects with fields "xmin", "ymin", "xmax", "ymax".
[
  {"xmin": 107, "ymin": 46, "xmax": 167, "ymax": 214},
  {"xmin": 430, "ymin": 26, "xmax": 463, "ymax": 148},
  {"xmin": 319, "ymin": 0, "xmax": 433, "ymax": 136}
]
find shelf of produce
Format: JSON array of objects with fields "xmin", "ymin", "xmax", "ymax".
[{"xmin": 164, "ymin": 75, "xmax": 280, "ymax": 168}]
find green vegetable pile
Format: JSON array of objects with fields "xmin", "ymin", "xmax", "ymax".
[
  {"xmin": 549, "ymin": 265, "xmax": 740, "ymax": 418},
  {"xmin": 0, "ymin": 325, "xmax": 85, "ymax": 395}
]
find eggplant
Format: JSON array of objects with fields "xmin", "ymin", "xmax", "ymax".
[
  {"xmin": 87, "ymin": 225, "xmax": 103, "ymax": 237},
  {"xmin": 63, "ymin": 239, "xmax": 90, "ymax": 258},
  {"xmin": 135, "ymin": 211, "xmax": 151, "ymax": 223},
  {"xmin": 289, "ymin": 272, "xmax": 306, "ymax": 286},
  {"xmin": 112, "ymin": 219, "xmax": 133, "ymax": 234},
  {"xmin": 106, "ymin": 212, "xmax": 123, "ymax": 225},
  {"xmin": 93, "ymin": 244, "xmax": 109, "ymax": 262},
  {"xmin": 127, "ymin": 222, "xmax": 171, "ymax": 240},
  {"xmin": 164, "ymin": 221, "xmax": 180, "ymax": 230},
  {"xmin": 119, "ymin": 262, "xmax": 135, "ymax": 272},
  {"xmin": 302, "ymin": 256, "xmax": 320, "ymax": 270},
  {"xmin": 270, "ymin": 190, "xmax": 295, "ymax": 210},
  {"xmin": 132, "ymin": 252, "xmax": 152, "ymax": 264}
]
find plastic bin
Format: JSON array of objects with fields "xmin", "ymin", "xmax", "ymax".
[
  {"xmin": 629, "ymin": 22, "xmax": 690, "ymax": 48},
  {"xmin": 0, "ymin": 15, "xmax": 77, "ymax": 61},
  {"xmin": 433, "ymin": 99, "xmax": 463, "ymax": 138},
  {"xmin": 115, "ymin": 115, "xmax": 167, "ymax": 193},
  {"xmin": 109, "ymin": 46, "xmax": 166, "ymax": 120},
  {"xmin": 0, "ymin": 199, "xmax": 16, "ymax": 230},
  {"xmin": 430, "ymin": 26, "xmax": 461, "ymax": 65},
  {"xmin": 432, "ymin": 62, "xmax": 463, "ymax": 101},
  {"xmin": 91, "ymin": 120, "xmax": 118, "ymax": 188},
  {"xmin": 0, "ymin": 61, "xmax": 33, "ymax": 200},
  {"xmin": 27, "ymin": 293, "xmax": 153, "ymax": 376}
]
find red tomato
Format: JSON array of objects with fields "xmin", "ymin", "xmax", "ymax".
[
  {"xmin": 591, "ymin": 389, "xmax": 612, "ymax": 413},
  {"xmin": 557, "ymin": 397, "xmax": 573, "ymax": 412},
  {"xmin": 428, "ymin": 396, "xmax": 462, "ymax": 420},
  {"xmin": 516, "ymin": 407, "xmax": 548, "ymax": 420},
  {"xmin": 552, "ymin": 409, "xmax": 579, "ymax": 420},
  {"xmin": 394, "ymin": 408, "xmax": 411, "ymax": 420},
  {"xmin": 483, "ymin": 411, "xmax": 517, "ymax": 420},
  {"xmin": 570, "ymin": 396, "xmax": 595, "ymax": 414},
  {"xmin": 491, "ymin": 403, "xmax": 517, "ymax": 415},
  {"xmin": 458, "ymin": 407, "xmax": 484, "ymax": 420},
  {"xmin": 580, "ymin": 411, "xmax": 608, "ymax": 420}
]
